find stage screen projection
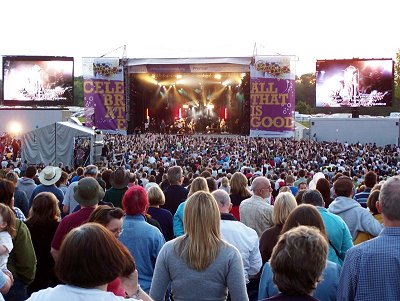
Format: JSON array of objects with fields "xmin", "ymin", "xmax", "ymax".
[
  {"xmin": 2, "ymin": 56, "xmax": 74, "ymax": 106},
  {"xmin": 316, "ymin": 59, "xmax": 394, "ymax": 107}
]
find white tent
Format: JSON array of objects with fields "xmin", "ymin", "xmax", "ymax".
[{"xmin": 21, "ymin": 121, "xmax": 95, "ymax": 167}]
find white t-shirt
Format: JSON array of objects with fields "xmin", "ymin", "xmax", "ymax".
[
  {"xmin": 0, "ymin": 231, "xmax": 13, "ymax": 270},
  {"xmin": 27, "ymin": 285, "xmax": 142, "ymax": 301}
]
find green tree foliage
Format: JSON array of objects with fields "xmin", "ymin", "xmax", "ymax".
[
  {"xmin": 295, "ymin": 73, "xmax": 315, "ymax": 112},
  {"xmin": 395, "ymin": 50, "xmax": 400, "ymax": 103},
  {"xmin": 74, "ymin": 76, "xmax": 83, "ymax": 107}
]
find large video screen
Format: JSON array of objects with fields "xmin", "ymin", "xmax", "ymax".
[
  {"xmin": 316, "ymin": 59, "xmax": 393, "ymax": 107},
  {"xmin": 2, "ymin": 56, "xmax": 74, "ymax": 106}
]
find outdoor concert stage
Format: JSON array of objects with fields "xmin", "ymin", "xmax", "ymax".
[{"xmin": 126, "ymin": 57, "xmax": 252, "ymax": 135}]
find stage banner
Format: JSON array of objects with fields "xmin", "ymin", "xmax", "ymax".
[
  {"xmin": 82, "ymin": 58, "xmax": 126, "ymax": 131},
  {"xmin": 250, "ymin": 56, "xmax": 295, "ymax": 138}
]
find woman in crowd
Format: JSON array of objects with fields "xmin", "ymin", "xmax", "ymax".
[
  {"xmin": 173, "ymin": 177, "xmax": 209, "ymax": 237},
  {"xmin": 353, "ymin": 189, "xmax": 383, "ymax": 244},
  {"xmin": 119, "ymin": 186, "xmax": 165, "ymax": 294},
  {"xmin": 316, "ymin": 178, "xmax": 333, "ymax": 208},
  {"xmin": 150, "ymin": 191, "xmax": 248, "ymax": 301},
  {"xmin": 147, "ymin": 186, "xmax": 173, "ymax": 241},
  {"xmin": 0, "ymin": 179, "xmax": 36, "ymax": 301},
  {"xmin": 258, "ymin": 204, "xmax": 341, "ymax": 301},
  {"xmin": 259, "ymin": 192, "xmax": 297, "ymax": 264},
  {"xmin": 27, "ymin": 223, "xmax": 153, "ymax": 301},
  {"xmin": 219, "ymin": 176, "xmax": 230, "ymax": 194},
  {"xmin": 229, "ymin": 172, "xmax": 252, "ymax": 220},
  {"xmin": 87, "ymin": 205, "xmax": 125, "ymax": 296},
  {"xmin": 25, "ymin": 192, "xmax": 61, "ymax": 296}
]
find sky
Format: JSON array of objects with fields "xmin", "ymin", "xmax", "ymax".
[{"xmin": 1, "ymin": 0, "xmax": 399, "ymax": 76}]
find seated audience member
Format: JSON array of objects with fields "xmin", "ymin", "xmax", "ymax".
[
  {"xmin": 119, "ymin": 186, "xmax": 165, "ymax": 294},
  {"xmin": 27, "ymin": 223, "xmax": 152, "ymax": 301},
  {"xmin": 259, "ymin": 205, "xmax": 341, "ymax": 301},
  {"xmin": 328, "ymin": 176, "xmax": 382, "ymax": 241},
  {"xmin": 26, "ymin": 192, "xmax": 61, "ymax": 296},
  {"xmin": 259, "ymin": 192, "xmax": 297, "ymax": 264},
  {"xmin": 147, "ymin": 186, "xmax": 173, "ymax": 241},
  {"xmin": 260, "ymin": 226, "xmax": 328, "ymax": 301},
  {"xmin": 87, "ymin": 205, "xmax": 126, "ymax": 297},
  {"xmin": 173, "ymin": 177, "xmax": 209, "ymax": 237},
  {"xmin": 150, "ymin": 191, "xmax": 248, "ymax": 301},
  {"xmin": 353, "ymin": 189, "xmax": 383, "ymax": 245},
  {"xmin": 302, "ymin": 190, "xmax": 353, "ymax": 266},
  {"xmin": 337, "ymin": 176, "xmax": 400, "ymax": 300},
  {"xmin": 213, "ymin": 189, "xmax": 262, "ymax": 301}
]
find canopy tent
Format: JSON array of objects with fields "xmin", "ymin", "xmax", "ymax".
[{"xmin": 21, "ymin": 121, "xmax": 95, "ymax": 167}]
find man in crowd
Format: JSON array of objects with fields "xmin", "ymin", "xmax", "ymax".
[
  {"xmin": 162, "ymin": 166, "xmax": 188, "ymax": 215},
  {"xmin": 239, "ymin": 176, "xmax": 274, "ymax": 237},
  {"xmin": 17, "ymin": 165, "xmax": 37, "ymax": 201},
  {"xmin": 354, "ymin": 171, "xmax": 377, "ymax": 208},
  {"xmin": 337, "ymin": 176, "xmax": 400, "ymax": 300},
  {"xmin": 328, "ymin": 176, "xmax": 382, "ymax": 240},
  {"xmin": 213, "ymin": 189, "xmax": 262, "ymax": 301}
]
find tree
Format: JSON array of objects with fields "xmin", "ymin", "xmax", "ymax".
[
  {"xmin": 295, "ymin": 73, "xmax": 316, "ymax": 108},
  {"xmin": 395, "ymin": 50, "xmax": 400, "ymax": 104},
  {"xmin": 74, "ymin": 76, "xmax": 83, "ymax": 107}
]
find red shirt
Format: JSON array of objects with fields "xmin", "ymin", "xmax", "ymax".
[{"xmin": 51, "ymin": 207, "xmax": 96, "ymax": 250}]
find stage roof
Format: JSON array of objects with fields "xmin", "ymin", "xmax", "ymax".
[{"xmin": 127, "ymin": 57, "xmax": 252, "ymax": 66}]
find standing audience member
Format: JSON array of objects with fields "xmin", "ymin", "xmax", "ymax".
[
  {"xmin": 260, "ymin": 226, "xmax": 328, "ymax": 301},
  {"xmin": 316, "ymin": 178, "xmax": 334, "ymax": 208},
  {"xmin": 353, "ymin": 190, "xmax": 383, "ymax": 244},
  {"xmin": 87, "ymin": 205, "xmax": 126, "ymax": 297},
  {"xmin": 27, "ymin": 223, "xmax": 153, "ymax": 301},
  {"xmin": 337, "ymin": 176, "xmax": 400, "ymax": 300},
  {"xmin": 51, "ymin": 177, "xmax": 104, "ymax": 261},
  {"xmin": 147, "ymin": 186, "xmax": 174, "ymax": 241},
  {"xmin": 0, "ymin": 203, "xmax": 15, "ymax": 270},
  {"xmin": 119, "ymin": 186, "xmax": 165, "ymax": 294},
  {"xmin": 62, "ymin": 165, "xmax": 99, "ymax": 215},
  {"xmin": 0, "ymin": 180, "xmax": 36, "ymax": 301},
  {"xmin": 103, "ymin": 168, "xmax": 130, "ymax": 209},
  {"xmin": 259, "ymin": 205, "xmax": 340, "ymax": 301},
  {"xmin": 162, "ymin": 166, "xmax": 188, "ymax": 215},
  {"xmin": 213, "ymin": 189, "xmax": 262, "ymax": 301},
  {"xmin": 229, "ymin": 172, "xmax": 252, "ymax": 220},
  {"xmin": 5, "ymin": 172, "xmax": 29, "ymax": 217},
  {"xmin": 353, "ymin": 171, "xmax": 377, "ymax": 208},
  {"xmin": 150, "ymin": 191, "xmax": 248, "ymax": 301},
  {"xmin": 259, "ymin": 192, "xmax": 297, "ymax": 264},
  {"xmin": 219, "ymin": 177, "xmax": 230, "ymax": 194},
  {"xmin": 29, "ymin": 166, "xmax": 64, "ymax": 210},
  {"xmin": 328, "ymin": 176, "xmax": 382, "ymax": 241},
  {"xmin": 240, "ymin": 176, "xmax": 274, "ymax": 237},
  {"xmin": 25, "ymin": 192, "xmax": 61, "ymax": 296},
  {"xmin": 17, "ymin": 166, "xmax": 37, "ymax": 202},
  {"xmin": 302, "ymin": 190, "xmax": 353, "ymax": 266},
  {"xmin": 173, "ymin": 177, "xmax": 209, "ymax": 237}
]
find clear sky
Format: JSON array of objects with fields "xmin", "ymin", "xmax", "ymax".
[{"xmin": 1, "ymin": 0, "xmax": 398, "ymax": 76}]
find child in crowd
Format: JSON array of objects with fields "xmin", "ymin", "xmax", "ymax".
[{"xmin": 0, "ymin": 203, "xmax": 16, "ymax": 270}]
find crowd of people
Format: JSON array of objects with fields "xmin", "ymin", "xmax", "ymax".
[{"xmin": 0, "ymin": 132, "xmax": 399, "ymax": 301}]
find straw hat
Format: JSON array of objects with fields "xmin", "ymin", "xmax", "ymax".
[
  {"xmin": 38, "ymin": 166, "xmax": 62, "ymax": 186},
  {"xmin": 110, "ymin": 168, "xmax": 130, "ymax": 189},
  {"xmin": 74, "ymin": 178, "xmax": 105, "ymax": 207}
]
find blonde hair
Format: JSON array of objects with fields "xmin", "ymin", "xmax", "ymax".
[
  {"xmin": 188, "ymin": 177, "xmax": 209, "ymax": 197},
  {"xmin": 221, "ymin": 177, "xmax": 230, "ymax": 187},
  {"xmin": 272, "ymin": 192, "xmax": 297, "ymax": 225},
  {"xmin": 230, "ymin": 172, "xmax": 251, "ymax": 198},
  {"xmin": 147, "ymin": 186, "xmax": 165, "ymax": 206},
  {"xmin": 176, "ymin": 191, "xmax": 222, "ymax": 271}
]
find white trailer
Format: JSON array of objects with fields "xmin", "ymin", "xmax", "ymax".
[{"xmin": 309, "ymin": 117, "xmax": 400, "ymax": 146}]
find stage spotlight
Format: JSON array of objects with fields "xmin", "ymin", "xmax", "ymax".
[
  {"xmin": 8, "ymin": 121, "xmax": 22, "ymax": 136},
  {"xmin": 182, "ymin": 104, "xmax": 189, "ymax": 109},
  {"xmin": 151, "ymin": 74, "xmax": 156, "ymax": 79},
  {"xmin": 176, "ymin": 74, "xmax": 182, "ymax": 79},
  {"xmin": 206, "ymin": 104, "xmax": 214, "ymax": 109},
  {"xmin": 214, "ymin": 74, "xmax": 221, "ymax": 80}
]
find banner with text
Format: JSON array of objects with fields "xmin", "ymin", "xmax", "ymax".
[
  {"xmin": 250, "ymin": 56, "xmax": 295, "ymax": 138},
  {"xmin": 82, "ymin": 57, "xmax": 126, "ymax": 131}
]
